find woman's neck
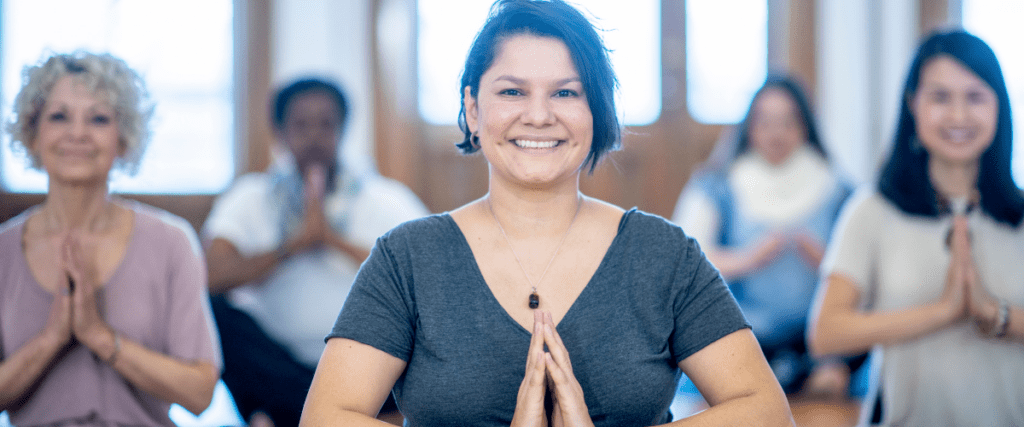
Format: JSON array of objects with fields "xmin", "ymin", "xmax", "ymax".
[
  {"xmin": 41, "ymin": 181, "xmax": 115, "ymax": 233},
  {"xmin": 929, "ymin": 156, "xmax": 980, "ymax": 200},
  {"xmin": 486, "ymin": 177, "xmax": 583, "ymax": 237}
]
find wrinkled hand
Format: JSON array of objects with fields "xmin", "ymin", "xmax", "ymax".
[
  {"xmin": 511, "ymin": 311, "xmax": 550, "ymax": 427},
  {"xmin": 541, "ymin": 312, "xmax": 593, "ymax": 427},
  {"xmin": 62, "ymin": 234, "xmax": 114, "ymax": 353}
]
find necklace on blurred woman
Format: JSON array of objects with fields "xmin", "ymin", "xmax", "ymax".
[{"xmin": 487, "ymin": 195, "xmax": 583, "ymax": 309}]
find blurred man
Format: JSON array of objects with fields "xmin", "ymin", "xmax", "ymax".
[{"xmin": 203, "ymin": 78, "xmax": 428, "ymax": 426}]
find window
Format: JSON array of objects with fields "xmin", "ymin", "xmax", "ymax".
[
  {"xmin": 685, "ymin": 0, "xmax": 767, "ymax": 124},
  {"xmin": 1, "ymin": 0, "xmax": 234, "ymax": 194},
  {"xmin": 963, "ymin": 0, "xmax": 1024, "ymax": 187},
  {"xmin": 416, "ymin": 0, "xmax": 661, "ymax": 126}
]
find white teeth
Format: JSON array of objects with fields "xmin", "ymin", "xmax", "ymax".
[{"xmin": 514, "ymin": 139, "xmax": 559, "ymax": 149}]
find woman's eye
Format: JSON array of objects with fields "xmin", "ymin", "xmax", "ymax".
[
  {"xmin": 47, "ymin": 112, "xmax": 67, "ymax": 122},
  {"xmin": 929, "ymin": 91, "xmax": 950, "ymax": 103},
  {"xmin": 555, "ymin": 89, "xmax": 579, "ymax": 98},
  {"xmin": 92, "ymin": 114, "xmax": 112, "ymax": 125},
  {"xmin": 499, "ymin": 89, "xmax": 522, "ymax": 96},
  {"xmin": 967, "ymin": 91, "xmax": 991, "ymax": 104}
]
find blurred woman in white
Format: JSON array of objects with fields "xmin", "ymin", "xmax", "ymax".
[
  {"xmin": 0, "ymin": 52, "xmax": 220, "ymax": 426},
  {"xmin": 809, "ymin": 30, "xmax": 1024, "ymax": 426},
  {"xmin": 673, "ymin": 75, "xmax": 858, "ymax": 396}
]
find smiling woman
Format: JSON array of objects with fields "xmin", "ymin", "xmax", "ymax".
[
  {"xmin": 299, "ymin": 1, "xmax": 794, "ymax": 426},
  {"xmin": 0, "ymin": 52, "xmax": 221, "ymax": 426},
  {"xmin": 809, "ymin": 30, "xmax": 1024, "ymax": 426}
]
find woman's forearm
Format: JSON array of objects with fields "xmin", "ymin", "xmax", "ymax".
[
  {"xmin": 0, "ymin": 333, "xmax": 67, "ymax": 410},
  {"xmin": 300, "ymin": 408, "xmax": 398, "ymax": 426},
  {"xmin": 102, "ymin": 332, "xmax": 218, "ymax": 415},
  {"xmin": 205, "ymin": 238, "xmax": 282, "ymax": 294},
  {"xmin": 663, "ymin": 388, "xmax": 794, "ymax": 427},
  {"xmin": 809, "ymin": 274, "xmax": 959, "ymax": 357},
  {"xmin": 811, "ymin": 302, "xmax": 955, "ymax": 357}
]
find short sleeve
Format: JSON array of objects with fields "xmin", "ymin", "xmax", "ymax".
[
  {"xmin": 671, "ymin": 184, "xmax": 720, "ymax": 249},
  {"xmin": 670, "ymin": 234, "xmax": 749, "ymax": 364},
  {"xmin": 820, "ymin": 189, "xmax": 880, "ymax": 295},
  {"xmin": 161, "ymin": 215, "xmax": 223, "ymax": 369},
  {"xmin": 327, "ymin": 234, "xmax": 416, "ymax": 362}
]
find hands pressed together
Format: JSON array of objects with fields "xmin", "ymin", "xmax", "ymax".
[
  {"xmin": 941, "ymin": 215, "xmax": 1005, "ymax": 336},
  {"xmin": 512, "ymin": 310, "xmax": 594, "ymax": 427},
  {"xmin": 281, "ymin": 164, "xmax": 368, "ymax": 263},
  {"xmin": 44, "ymin": 233, "xmax": 119, "ymax": 363}
]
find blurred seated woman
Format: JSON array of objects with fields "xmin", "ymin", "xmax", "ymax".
[
  {"xmin": 673, "ymin": 75, "xmax": 859, "ymax": 396},
  {"xmin": 0, "ymin": 52, "xmax": 220, "ymax": 426},
  {"xmin": 809, "ymin": 30, "xmax": 1024, "ymax": 426},
  {"xmin": 301, "ymin": 1, "xmax": 793, "ymax": 426}
]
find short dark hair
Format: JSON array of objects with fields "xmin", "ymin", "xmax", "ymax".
[
  {"xmin": 271, "ymin": 78, "xmax": 349, "ymax": 132},
  {"xmin": 734, "ymin": 74, "xmax": 829, "ymax": 161},
  {"xmin": 456, "ymin": 0, "xmax": 620, "ymax": 173},
  {"xmin": 878, "ymin": 29, "xmax": 1024, "ymax": 227}
]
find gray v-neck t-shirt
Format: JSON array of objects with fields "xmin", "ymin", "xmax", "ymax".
[{"xmin": 329, "ymin": 209, "xmax": 748, "ymax": 426}]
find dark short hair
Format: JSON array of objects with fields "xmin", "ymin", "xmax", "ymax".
[
  {"xmin": 734, "ymin": 74, "xmax": 829, "ymax": 161},
  {"xmin": 456, "ymin": 0, "xmax": 620, "ymax": 173},
  {"xmin": 271, "ymin": 78, "xmax": 349, "ymax": 132},
  {"xmin": 878, "ymin": 29, "xmax": 1024, "ymax": 227}
]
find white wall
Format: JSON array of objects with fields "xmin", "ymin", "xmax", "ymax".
[
  {"xmin": 273, "ymin": 0, "xmax": 376, "ymax": 175},
  {"xmin": 816, "ymin": 0, "xmax": 917, "ymax": 185}
]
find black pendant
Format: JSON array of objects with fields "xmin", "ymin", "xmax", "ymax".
[{"xmin": 528, "ymin": 292, "xmax": 540, "ymax": 309}]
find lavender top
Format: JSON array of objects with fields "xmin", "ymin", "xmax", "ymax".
[{"xmin": 0, "ymin": 203, "xmax": 221, "ymax": 427}]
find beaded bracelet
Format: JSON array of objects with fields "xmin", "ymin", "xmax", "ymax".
[
  {"xmin": 990, "ymin": 300, "xmax": 1010, "ymax": 338},
  {"xmin": 106, "ymin": 332, "xmax": 122, "ymax": 365}
]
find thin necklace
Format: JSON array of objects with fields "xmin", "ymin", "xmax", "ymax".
[{"xmin": 487, "ymin": 195, "xmax": 583, "ymax": 309}]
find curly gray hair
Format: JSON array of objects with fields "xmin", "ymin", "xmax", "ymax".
[{"xmin": 6, "ymin": 51, "xmax": 154, "ymax": 174}]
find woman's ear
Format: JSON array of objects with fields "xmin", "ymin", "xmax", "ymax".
[{"xmin": 464, "ymin": 86, "xmax": 478, "ymax": 133}]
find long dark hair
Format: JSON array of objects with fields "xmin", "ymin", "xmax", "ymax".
[{"xmin": 878, "ymin": 29, "xmax": 1023, "ymax": 227}]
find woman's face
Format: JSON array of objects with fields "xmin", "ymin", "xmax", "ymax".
[
  {"xmin": 464, "ymin": 34, "xmax": 593, "ymax": 188},
  {"xmin": 911, "ymin": 55, "xmax": 998, "ymax": 167},
  {"xmin": 748, "ymin": 88, "xmax": 806, "ymax": 166},
  {"xmin": 33, "ymin": 75, "xmax": 121, "ymax": 185}
]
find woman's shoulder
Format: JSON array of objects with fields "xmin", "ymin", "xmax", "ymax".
[
  {"xmin": 840, "ymin": 187, "xmax": 900, "ymax": 219},
  {"xmin": 379, "ymin": 213, "xmax": 459, "ymax": 244},
  {"xmin": 120, "ymin": 200, "xmax": 202, "ymax": 254},
  {"xmin": 0, "ymin": 207, "xmax": 34, "ymax": 241},
  {"xmin": 617, "ymin": 208, "xmax": 691, "ymax": 248}
]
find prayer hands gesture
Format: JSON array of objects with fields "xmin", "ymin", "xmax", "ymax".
[
  {"xmin": 288, "ymin": 163, "xmax": 333, "ymax": 253},
  {"xmin": 512, "ymin": 311, "xmax": 594, "ymax": 427},
  {"xmin": 51, "ymin": 233, "xmax": 117, "ymax": 359},
  {"xmin": 941, "ymin": 216, "xmax": 1002, "ymax": 334}
]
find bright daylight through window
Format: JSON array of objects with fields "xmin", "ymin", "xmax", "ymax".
[
  {"xmin": 417, "ymin": 0, "xmax": 662, "ymax": 126},
  {"xmin": 964, "ymin": 0, "xmax": 1024, "ymax": 187},
  {"xmin": 685, "ymin": 0, "xmax": 767, "ymax": 124},
  {"xmin": 1, "ymin": 0, "xmax": 234, "ymax": 194}
]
